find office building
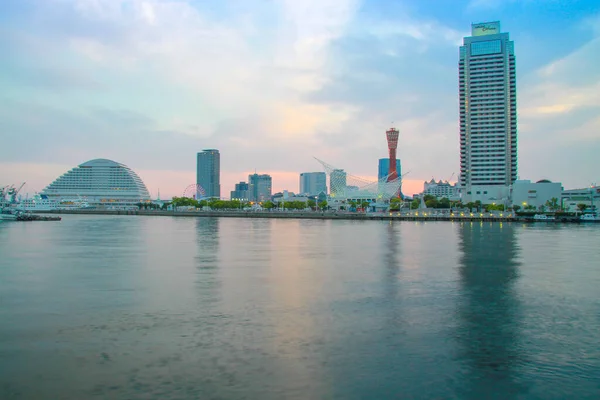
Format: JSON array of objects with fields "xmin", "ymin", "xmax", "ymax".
[
  {"xmin": 248, "ymin": 173, "xmax": 272, "ymax": 202},
  {"xmin": 299, "ymin": 172, "xmax": 327, "ymax": 196},
  {"xmin": 42, "ymin": 158, "xmax": 151, "ymax": 208},
  {"xmin": 197, "ymin": 149, "xmax": 220, "ymax": 199},
  {"xmin": 378, "ymin": 158, "xmax": 401, "ymax": 181},
  {"xmin": 230, "ymin": 181, "xmax": 249, "ymax": 201},
  {"xmin": 460, "ymin": 21, "xmax": 517, "ymax": 203}
]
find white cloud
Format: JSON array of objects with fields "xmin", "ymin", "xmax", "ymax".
[
  {"xmin": 7, "ymin": 0, "xmax": 598, "ymax": 196},
  {"xmin": 520, "ymin": 37, "xmax": 600, "ymax": 122}
]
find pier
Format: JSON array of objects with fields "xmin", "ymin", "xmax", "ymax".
[{"xmin": 34, "ymin": 209, "xmax": 596, "ymax": 223}]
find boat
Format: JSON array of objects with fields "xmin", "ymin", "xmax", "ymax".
[
  {"xmin": 580, "ymin": 213, "xmax": 600, "ymax": 222},
  {"xmin": 1, "ymin": 208, "xmax": 21, "ymax": 221},
  {"xmin": 533, "ymin": 214, "xmax": 555, "ymax": 221},
  {"xmin": 16, "ymin": 194, "xmax": 59, "ymax": 212}
]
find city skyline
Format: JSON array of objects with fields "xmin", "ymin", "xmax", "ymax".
[{"xmin": 1, "ymin": 0, "xmax": 599, "ymax": 197}]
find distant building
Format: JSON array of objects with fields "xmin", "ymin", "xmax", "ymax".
[
  {"xmin": 230, "ymin": 181, "xmax": 249, "ymax": 201},
  {"xmin": 512, "ymin": 180, "xmax": 563, "ymax": 210},
  {"xmin": 423, "ymin": 179, "xmax": 460, "ymax": 200},
  {"xmin": 561, "ymin": 185, "xmax": 600, "ymax": 212},
  {"xmin": 299, "ymin": 172, "xmax": 327, "ymax": 196},
  {"xmin": 330, "ymin": 169, "xmax": 347, "ymax": 198},
  {"xmin": 197, "ymin": 149, "xmax": 220, "ymax": 199},
  {"xmin": 460, "ymin": 21, "xmax": 517, "ymax": 202},
  {"xmin": 42, "ymin": 158, "xmax": 151, "ymax": 208},
  {"xmin": 272, "ymin": 190, "xmax": 309, "ymax": 205},
  {"xmin": 378, "ymin": 158, "xmax": 401, "ymax": 181},
  {"xmin": 248, "ymin": 173, "xmax": 272, "ymax": 202}
]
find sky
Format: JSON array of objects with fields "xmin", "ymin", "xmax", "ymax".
[{"xmin": 1, "ymin": 0, "xmax": 599, "ymax": 198}]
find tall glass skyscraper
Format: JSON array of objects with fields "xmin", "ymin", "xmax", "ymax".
[
  {"xmin": 197, "ymin": 149, "xmax": 220, "ymax": 199},
  {"xmin": 459, "ymin": 22, "xmax": 517, "ymax": 193}
]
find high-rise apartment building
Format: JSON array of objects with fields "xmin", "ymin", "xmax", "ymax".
[
  {"xmin": 197, "ymin": 149, "xmax": 220, "ymax": 199},
  {"xmin": 378, "ymin": 158, "xmax": 401, "ymax": 181},
  {"xmin": 248, "ymin": 173, "xmax": 272, "ymax": 202},
  {"xmin": 459, "ymin": 21, "xmax": 516, "ymax": 202},
  {"xmin": 299, "ymin": 172, "xmax": 327, "ymax": 196}
]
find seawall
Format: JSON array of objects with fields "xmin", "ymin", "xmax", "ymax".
[{"xmin": 35, "ymin": 209, "xmax": 536, "ymax": 222}]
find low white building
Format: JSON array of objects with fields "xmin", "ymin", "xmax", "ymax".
[
  {"xmin": 272, "ymin": 191, "xmax": 309, "ymax": 205},
  {"xmin": 461, "ymin": 185, "xmax": 511, "ymax": 205},
  {"xmin": 422, "ymin": 179, "xmax": 459, "ymax": 200},
  {"xmin": 562, "ymin": 186, "xmax": 600, "ymax": 212},
  {"xmin": 512, "ymin": 180, "xmax": 563, "ymax": 210}
]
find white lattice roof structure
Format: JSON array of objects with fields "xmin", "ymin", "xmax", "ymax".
[{"xmin": 315, "ymin": 158, "xmax": 403, "ymax": 201}]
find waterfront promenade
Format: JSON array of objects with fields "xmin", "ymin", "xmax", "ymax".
[{"xmin": 37, "ymin": 209, "xmax": 591, "ymax": 223}]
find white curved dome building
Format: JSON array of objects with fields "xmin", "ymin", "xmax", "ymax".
[{"xmin": 43, "ymin": 159, "xmax": 151, "ymax": 208}]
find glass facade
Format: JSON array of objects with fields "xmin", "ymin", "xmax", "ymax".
[
  {"xmin": 248, "ymin": 174, "xmax": 272, "ymax": 202},
  {"xmin": 299, "ymin": 172, "xmax": 327, "ymax": 196},
  {"xmin": 470, "ymin": 40, "xmax": 501, "ymax": 56},
  {"xmin": 378, "ymin": 158, "xmax": 401, "ymax": 181},
  {"xmin": 197, "ymin": 149, "xmax": 221, "ymax": 199}
]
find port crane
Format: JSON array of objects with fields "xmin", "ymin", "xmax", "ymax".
[{"xmin": 6, "ymin": 182, "xmax": 26, "ymax": 204}]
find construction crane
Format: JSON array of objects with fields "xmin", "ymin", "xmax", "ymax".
[{"xmin": 7, "ymin": 182, "xmax": 26, "ymax": 203}]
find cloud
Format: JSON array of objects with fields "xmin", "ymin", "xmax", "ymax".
[
  {"xmin": 517, "ymin": 19, "xmax": 600, "ymax": 186},
  {"xmin": 2, "ymin": 0, "xmax": 466, "ymax": 197},
  {"xmin": 3, "ymin": 0, "xmax": 598, "ymax": 198}
]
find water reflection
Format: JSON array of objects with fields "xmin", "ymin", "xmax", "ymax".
[
  {"xmin": 194, "ymin": 217, "xmax": 221, "ymax": 308},
  {"xmin": 382, "ymin": 221, "xmax": 401, "ymax": 300},
  {"xmin": 195, "ymin": 217, "xmax": 220, "ymax": 269},
  {"xmin": 456, "ymin": 221, "xmax": 524, "ymax": 398}
]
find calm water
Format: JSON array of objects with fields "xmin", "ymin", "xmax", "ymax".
[{"xmin": 1, "ymin": 216, "xmax": 599, "ymax": 399}]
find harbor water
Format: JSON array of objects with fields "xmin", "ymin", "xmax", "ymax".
[{"xmin": 1, "ymin": 215, "xmax": 599, "ymax": 399}]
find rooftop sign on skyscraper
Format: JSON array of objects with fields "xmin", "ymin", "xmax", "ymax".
[{"xmin": 472, "ymin": 21, "xmax": 500, "ymax": 36}]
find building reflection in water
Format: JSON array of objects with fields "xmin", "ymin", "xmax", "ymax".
[
  {"xmin": 456, "ymin": 221, "xmax": 524, "ymax": 398},
  {"xmin": 195, "ymin": 217, "xmax": 220, "ymax": 268},
  {"xmin": 383, "ymin": 221, "xmax": 401, "ymax": 301},
  {"xmin": 194, "ymin": 217, "xmax": 221, "ymax": 306}
]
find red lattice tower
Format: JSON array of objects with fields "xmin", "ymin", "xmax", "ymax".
[{"xmin": 386, "ymin": 127, "xmax": 399, "ymax": 182}]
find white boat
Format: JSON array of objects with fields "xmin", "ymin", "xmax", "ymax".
[
  {"xmin": 533, "ymin": 214, "xmax": 555, "ymax": 221},
  {"xmin": 580, "ymin": 213, "xmax": 600, "ymax": 222},
  {"xmin": 16, "ymin": 194, "xmax": 59, "ymax": 211}
]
